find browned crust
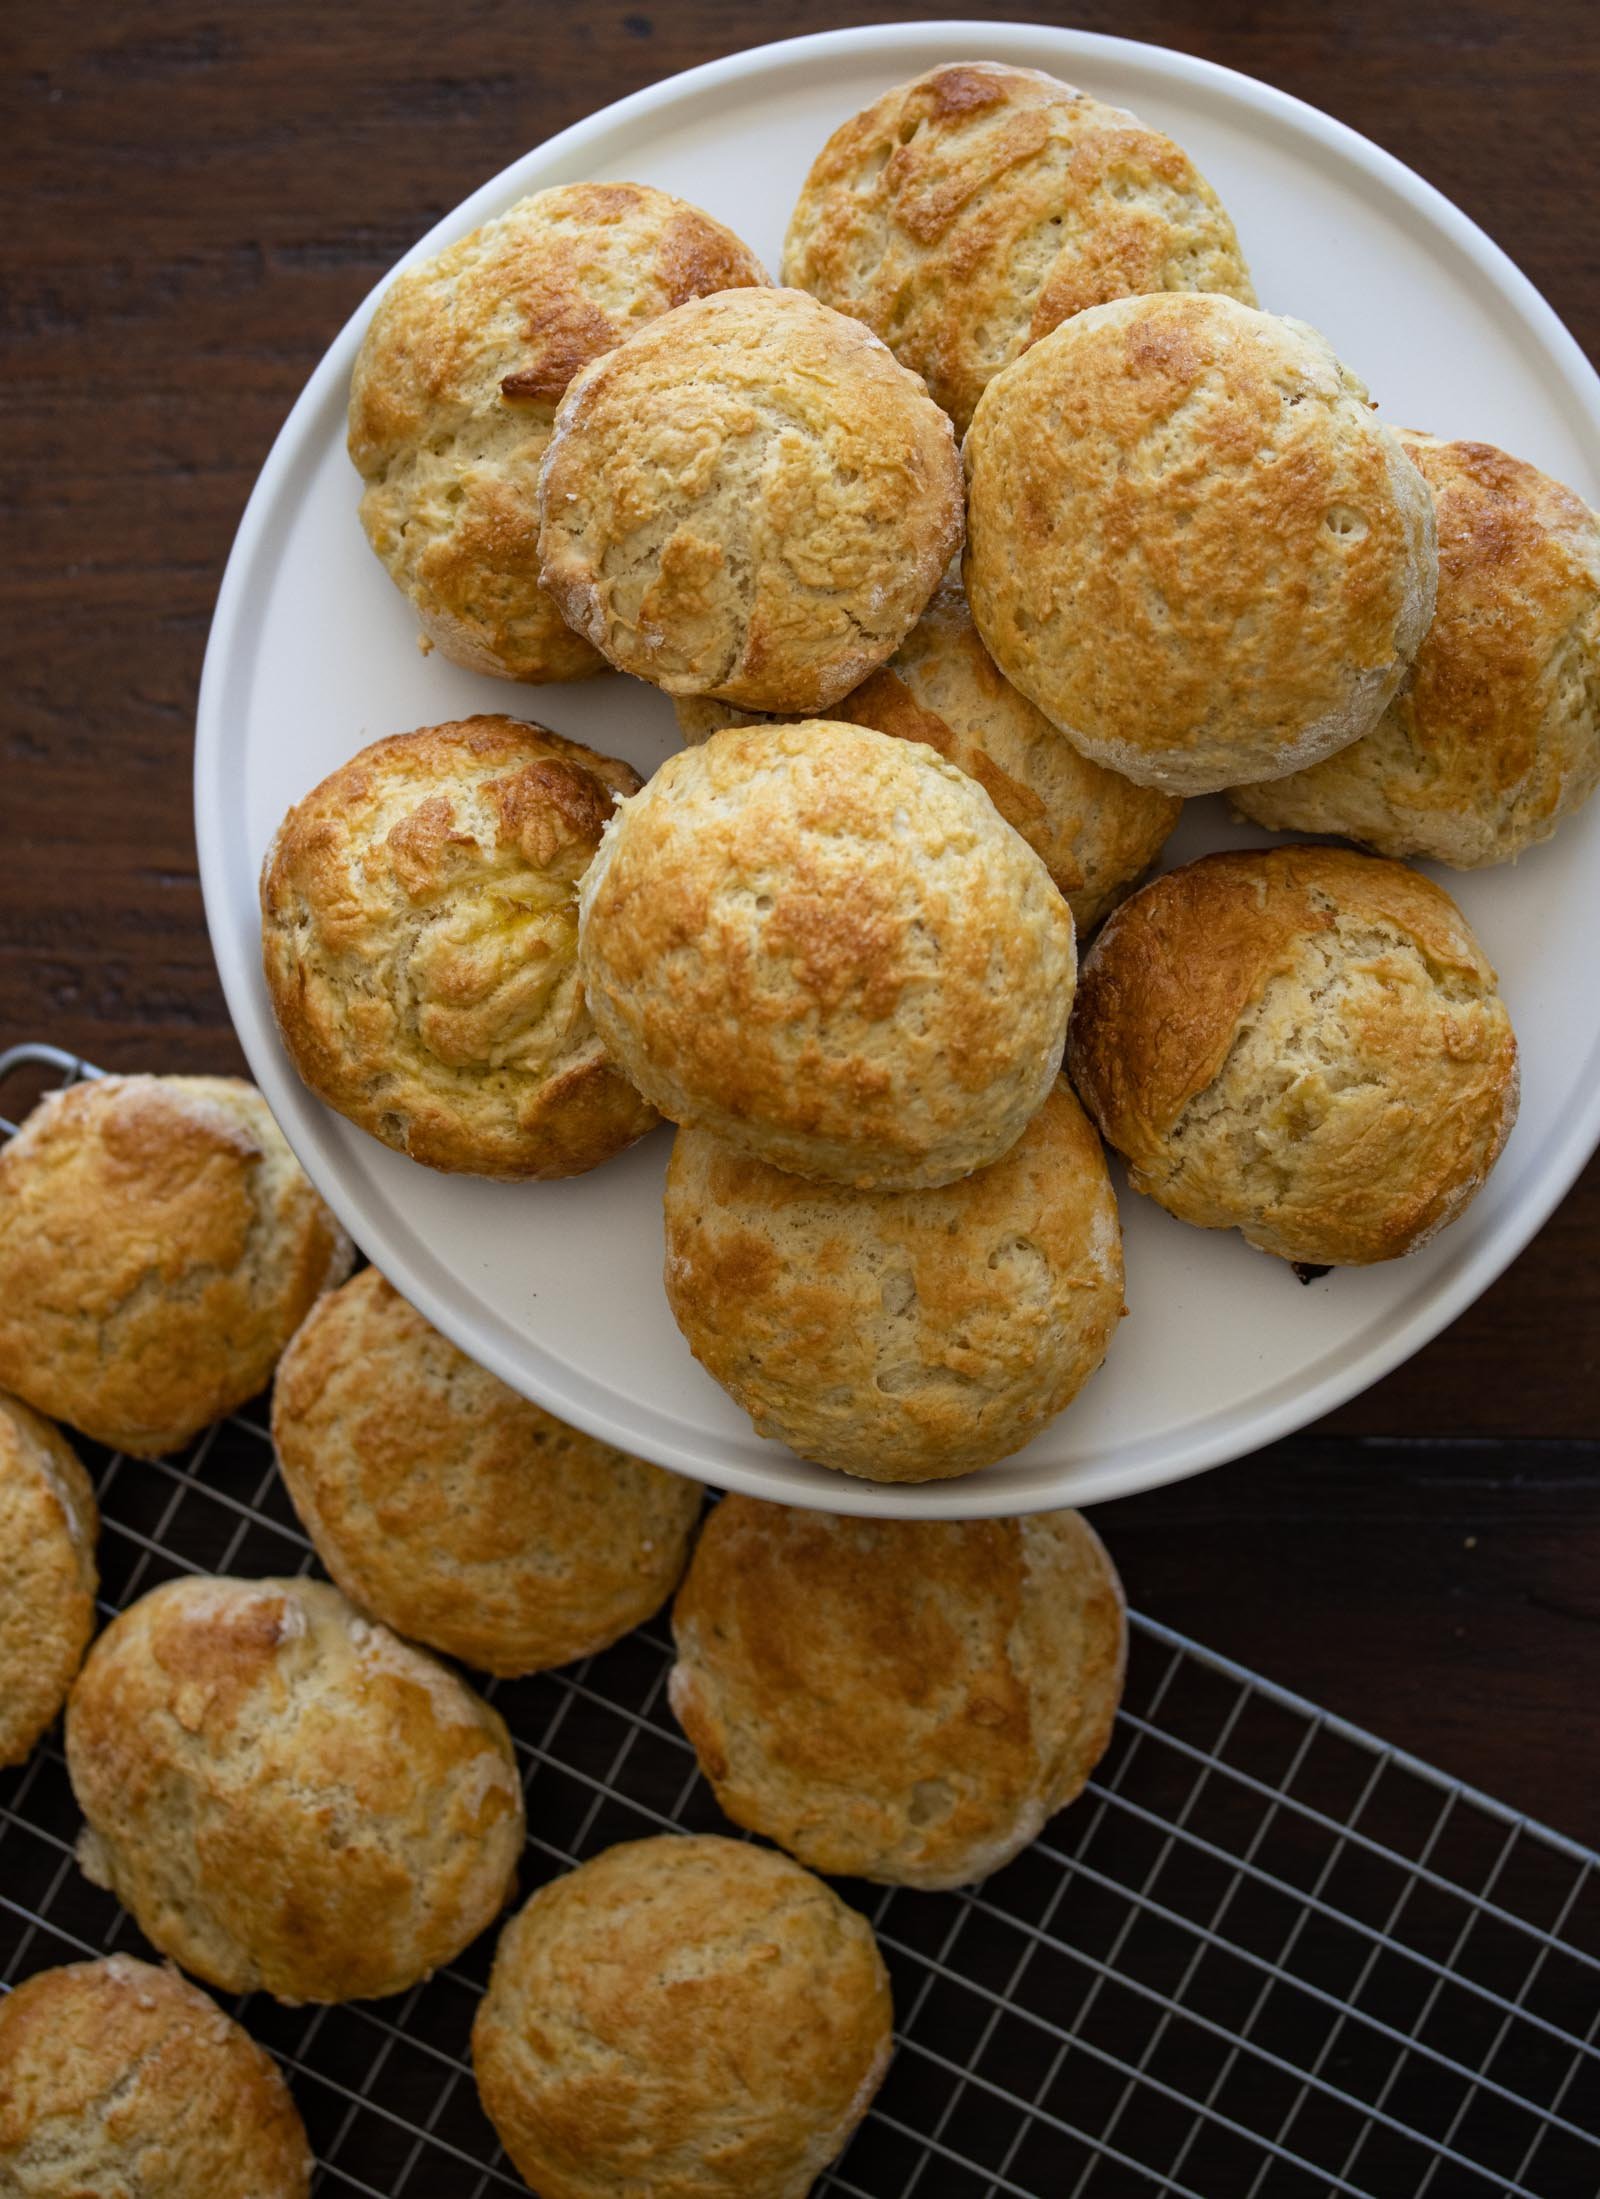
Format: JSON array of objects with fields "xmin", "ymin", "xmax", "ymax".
[
  {"xmin": 782, "ymin": 61, "xmax": 1255, "ymax": 433},
  {"xmin": 260, "ymin": 715, "xmax": 658, "ymax": 1180},
  {"xmin": 0, "ymin": 1957, "xmax": 313, "ymax": 2193},
  {"xmin": 0, "ymin": 1393, "xmax": 98, "ymax": 1768},
  {"xmin": 669, "ymin": 1498, "xmax": 1126, "ymax": 1886},
  {"xmin": 1066, "ymin": 845, "xmax": 1519, "ymax": 1264},
  {"xmin": 472, "ymin": 1835, "xmax": 892, "ymax": 2199}
]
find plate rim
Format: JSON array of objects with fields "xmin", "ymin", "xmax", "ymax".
[{"xmin": 195, "ymin": 18, "xmax": 1600, "ymax": 1519}]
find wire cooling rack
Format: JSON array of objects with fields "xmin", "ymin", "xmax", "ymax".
[{"xmin": 2, "ymin": 1042, "xmax": 1598, "ymax": 2199}]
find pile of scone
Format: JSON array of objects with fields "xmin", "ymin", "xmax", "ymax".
[
  {"xmin": 4, "ymin": 58, "xmax": 1599, "ymax": 2198},
  {"xmin": 0, "ymin": 1068, "xmax": 1119, "ymax": 2194},
  {"xmin": 258, "ymin": 59, "xmax": 1597, "ymax": 1489}
]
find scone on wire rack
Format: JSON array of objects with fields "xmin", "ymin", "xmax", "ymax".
[
  {"xmin": 783, "ymin": 58, "xmax": 1255, "ymax": 434},
  {"xmin": 0, "ymin": 1392, "xmax": 97, "ymax": 1770},
  {"xmin": 964, "ymin": 293, "xmax": 1438, "ymax": 795},
  {"xmin": 272, "ymin": 1267, "xmax": 701, "ymax": 1676},
  {"xmin": 676, "ymin": 577, "xmax": 1182, "ymax": 937},
  {"xmin": 0, "ymin": 1956, "xmax": 313, "ymax": 2197},
  {"xmin": 1066, "ymin": 844, "xmax": 1519, "ymax": 1268},
  {"xmin": 536, "ymin": 285, "xmax": 963, "ymax": 714},
  {"xmin": 1233, "ymin": 431, "xmax": 1600, "ymax": 865},
  {"xmin": 472, "ymin": 1835, "xmax": 893, "ymax": 2199},
  {"xmin": 0, "ymin": 1074, "xmax": 351, "ymax": 1459},
  {"xmin": 671, "ymin": 1496, "xmax": 1127, "ymax": 1889},
  {"xmin": 578, "ymin": 717, "xmax": 1076, "ymax": 1191},
  {"xmin": 662, "ymin": 1078, "xmax": 1124, "ymax": 1483},
  {"xmin": 66, "ymin": 1575, "xmax": 525, "ymax": 2005},
  {"xmin": 349, "ymin": 182, "xmax": 768, "ymax": 683},
  {"xmin": 260, "ymin": 714, "xmax": 658, "ymax": 1180}
]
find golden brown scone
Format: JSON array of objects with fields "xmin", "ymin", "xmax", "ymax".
[
  {"xmin": 0, "ymin": 1077, "xmax": 351, "ymax": 1459},
  {"xmin": 349, "ymin": 182, "xmax": 768, "ymax": 682},
  {"xmin": 0, "ymin": 1394, "xmax": 97, "ymax": 1769},
  {"xmin": 663, "ymin": 1080, "xmax": 1122, "ymax": 1482},
  {"xmin": 964, "ymin": 294, "xmax": 1438, "ymax": 795},
  {"xmin": 0, "ymin": 1955, "xmax": 313, "ymax": 2197},
  {"xmin": 783, "ymin": 60, "xmax": 1256, "ymax": 435},
  {"xmin": 674, "ymin": 580, "xmax": 1181, "ymax": 933},
  {"xmin": 260, "ymin": 715, "xmax": 658, "ymax": 1179},
  {"xmin": 579, "ymin": 719, "xmax": 1076, "ymax": 1190},
  {"xmin": 536, "ymin": 286, "xmax": 963, "ymax": 712},
  {"xmin": 65, "ymin": 1575, "xmax": 524, "ymax": 2004},
  {"xmin": 1232, "ymin": 432, "xmax": 1600, "ymax": 864},
  {"xmin": 671, "ymin": 1498, "xmax": 1125, "ymax": 1887},
  {"xmin": 472, "ymin": 1835, "xmax": 892, "ymax": 2199},
  {"xmin": 272, "ymin": 1268, "xmax": 702, "ymax": 1675},
  {"xmin": 1066, "ymin": 845, "xmax": 1519, "ymax": 1266}
]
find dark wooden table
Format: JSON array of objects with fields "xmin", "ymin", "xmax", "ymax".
[{"xmin": 3, "ymin": 0, "xmax": 1596, "ymax": 1861}]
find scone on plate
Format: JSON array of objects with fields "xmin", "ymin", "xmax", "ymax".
[
  {"xmin": 964, "ymin": 294, "xmax": 1438, "ymax": 794},
  {"xmin": 1067, "ymin": 845, "xmax": 1519, "ymax": 1267},
  {"xmin": 671, "ymin": 1496, "xmax": 1126, "ymax": 1888},
  {"xmin": 0, "ymin": 1956, "xmax": 313, "ymax": 2197},
  {"xmin": 675, "ymin": 580, "xmax": 1181, "ymax": 934},
  {"xmin": 536, "ymin": 286, "xmax": 962, "ymax": 712},
  {"xmin": 784, "ymin": 59, "xmax": 1255, "ymax": 434},
  {"xmin": 579, "ymin": 719, "xmax": 1076, "ymax": 1190},
  {"xmin": 0, "ymin": 1393, "xmax": 97, "ymax": 1769},
  {"xmin": 66, "ymin": 1575, "xmax": 524, "ymax": 2003},
  {"xmin": 349, "ymin": 182, "xmax": 768, "ymax": 682},
  {"xmin": 663, "ymin": 1078, "xmax": 1123, "ymax": 1482},
  {"xmin": 1233, "ymin": 431, "xmax": 1600, "ymax": 864},
  {"xmin": 472, "ymin": 1835, "xmax": 892, "ymax": 2199},
  {"xmin": 0, "ymin": 1076, "xmax": 351, "ymax": 1458},
  {"xmin": 272, "ymin": 1267, "xmax": 701, "ymax": 1675},
  {"xmin": 261, "ymin": 715, "xmax": 658, "ymax": 1179}
]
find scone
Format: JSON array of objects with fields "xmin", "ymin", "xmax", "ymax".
[
  {"xmin": 964, "ymin": 294, "xmax": 1438, "ymax": 794},
  {"xmin": 671, "ymin": 1498, "xmax": 1125, "ymax": 1888},
  {"xmin": 0, "ymin": 1076, "xmax": 351, "ymax": 1458},
  {"xmin": 260, "ymin": 715, "xmax": 658, "ymax": 1179},
  {"xmin": 0, "ymin": 1394, "xmax": 97, "ymax": 1768},
  {"xmin": 784, "ymin": 59, "xmax": 1256, "ymax": 433},
  {"xmin": 0, "ymin": 1956, "xmax": 313, "ymax": 2197},
  {"xmin": 579, "ymin": 719, "xmax": 1076, "ymax": 1190},
  {"xmin": 536, "ymin": 286, "xmax": 962, "ymax": 712},
  {"xmin": 472, "ymin": 1835, "xmax": 892, "ymax": 2199},
  {"xmin": 675, "ymin": 581, "xmax": 1181, "ymax": 933},
  {"xmin": 1066, "ymin": 845, "xmax": 1519, "ymax": 1266},
  {"xmin": 66, "ymin": 1575, "xmax": 524, "ymax": 2003},
  {"xmin": 663, "ymin": 1079, "xmax": 1123, "ymax": 1482},
  {"xmin": 1233, "ymin": 432, "xmax": 1600, "ymax": 864},
  {"xmin": 349, "ymin": 182, "xmax": 768, "ymax": 682},
  {"xmin": 272, "ymin": 1268, "xmax": 702, "ymax": 1674}
]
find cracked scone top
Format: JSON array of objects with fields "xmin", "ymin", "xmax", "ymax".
[
  {"xmin": 662, "ymin": 1080, "xmax": 1124, "ymax": 1483},
  {"xmin": 348, "ymin": 182, "xmax": 768, "ymax": 683},
  {"xmin": 0, "ymin": 1956, "xmax": 313, "ymax": 2197},
  {"xmin": 65, "ymin": 1575, "xmax": 524, "ymax": 2004},
  {"xmin": 272, "ymin": 1267, "xmax": 702, "ymax": 1676},
  {"xmin": 260, "ymin": 715, "xmax": 658, "ymax": 1179},
  {"xmin": 0, "ymin": 1393, "xmax": 97, "ymax": 1770},
  {"xmin": 472, "ymin": 1834, "xmax": 892, "ymax": 2199},
  {"xmin": 964, "ymin": 293, "xmax": 1438, "ymax": 795},
  {"xmin": 783, "ymin": 59, "xmax": 1255, "ymax": 435},
  {"xmin": 535, "ymin": 286, "xmax": 963, "ymax": 712},
  {"xmin": 577, "ymin": 719, "xmax": 1077, "ymax": 1190},
  {"xmin": 675, "ymin": 580, "xmax": 1182, "ymax": 934},
  {"xmin": 1233, "ymin": 432, "xmax": 1600, "ymax": 865},
  {"xmin": 1065, "ymin": 845, "xmax": 1519, "ymax": 1267},
  {"xmin": 670, "ymin": 1497, "xmax": 1126, "ymax": 1888},
  {"xmin": 0, "ymin": 1075, "xmax": 352, "ymax": 1458}
]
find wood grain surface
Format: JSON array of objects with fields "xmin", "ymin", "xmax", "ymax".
[{"xmin": 2, "ymin": 1, "xmax": 1596, "ymax": 1846}]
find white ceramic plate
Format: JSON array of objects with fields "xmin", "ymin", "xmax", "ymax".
[{"xmin": 196, "ymin": 21, "xmax": 1600, "ymax": 1518}]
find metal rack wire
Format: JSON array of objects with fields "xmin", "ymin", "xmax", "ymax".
[{"xmin": 2, "ymin": 1041, "xmax": 1597, "ymax": 2197}]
